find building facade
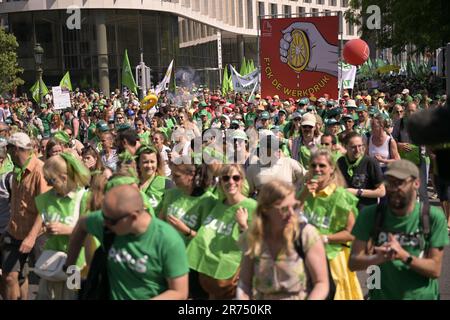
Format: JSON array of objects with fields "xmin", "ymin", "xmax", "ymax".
[{"xmin": 0, "ymin": 0, "xmax": 358, "ymax": 95}]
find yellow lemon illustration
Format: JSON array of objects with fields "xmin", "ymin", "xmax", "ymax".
[
  {"xmin": 287, "ymin": 29, "xmax": 310, "ymax": 73},
  {"xmin": 140, "ymin": 93, "xmax": 158, "ymax": 110}
]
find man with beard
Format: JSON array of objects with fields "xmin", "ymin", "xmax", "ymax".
[{"xmin": 349, "ymin": 160, "xmax": 449, "ymax": 300}]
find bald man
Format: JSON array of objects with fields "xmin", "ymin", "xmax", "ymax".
[{"xmin": 66, "ymin": 185, "xmax": 189, "ymax": 300}]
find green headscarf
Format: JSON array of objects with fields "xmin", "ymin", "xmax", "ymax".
[
  {"xmin": 53, "ymin": 131, "xmax": 71, "ymax": 145},
  {"xmin": 105, "ymin": 176, "xmax": 139, "ymax": 191},
  {"xmin": 59, "ymin": 152, "xmax": 91, "ymax": 185}
]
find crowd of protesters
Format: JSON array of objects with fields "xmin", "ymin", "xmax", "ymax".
[{"xmin": 0, "ymin": 83, "xmax": 448, "ymax": 300}]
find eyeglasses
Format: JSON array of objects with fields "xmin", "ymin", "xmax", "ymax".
[
  {"xmin": 221, "ymin": 175, "xmax": 241, "ymax": 182},
  {"xmin": 395, "ymin": 110, "xmax": 404, "ymax": 114},
  {"xmin": 102, "ymin": 212, "xmax": 129, "ymax": 226},
  {"xmin": 301, "ymin": 125, "xmax": 313, "ymax": 129},
  {"xmin": 321, "ymin": 143, "xmax": 331, "ymax": 146},
  {"xmin": 384, "ymin": 177, "xmax": 414, "ymax": 190},
  {"xmin": 311, "ymin": 163, "xmax": 327, "ymax": 169},
  {"xmin": 45, "ymin": 177, "xmax": 56, "ymax": 186},
  {"xmin": 293, "ymin": 118, "xmax": 302, "ymax": 122}
]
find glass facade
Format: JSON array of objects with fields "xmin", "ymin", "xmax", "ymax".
[{"xmin": 8, "ymin": 9, "xmax": 229, "ymax": 93}]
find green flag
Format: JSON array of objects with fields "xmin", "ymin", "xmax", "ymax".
[
  {"xmin": 222, "ymin": 64, "xmax": 229, "ymax": 95},
  {"xmin": 248, "ymin": 59, "xmax": 255, "ymax": 73},
  {"xmin": 239, "ymin": 57, "xmax": 247, "ymax": 76},
  {"xmin": 59, "ymin": 71, "xmax": 73, "ymax": 91},
  {"xmin": 30, "ymin": 78, "xmax": 49, "ymax": 103},
  {"xmin": 121, "ymin": 49, "xmax": 138, "ymax": 95},
  {"xmin": 228, "ymin": 65, "xmax": 234, "ymax": 91}
]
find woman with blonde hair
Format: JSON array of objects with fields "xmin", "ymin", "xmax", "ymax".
[
  {"xmin": 298, "ymin": 148, "xmax": 363, "ymax": 300},
  {"xmin": 186, "ymin": 164, "xmax": 257, "ymax": 299},
  {"xmin": 35, "ymin": 152, "xmax": 90, "ymax": 300},
  {"xmin": 237, "ymin": 180, "xmax": 329, "ymax": 300}
]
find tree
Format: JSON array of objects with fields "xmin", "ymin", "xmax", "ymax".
[
  {"xmin": 345, "ymin": 0, "xmax": 450, "ymax": 55},
  {"xmin": 0, "ymin": 27, "xmax": 24, "ymax": 94}
]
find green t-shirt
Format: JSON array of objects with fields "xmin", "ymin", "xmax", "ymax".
[
  {"xmin": 141, "ymin": 175, "xmax": 169, "ymax": 209},
  {"xmin": 39, "ymin": 113, "xmax": 52, "ymax": 136},
  {"xmin": 352, "ymin": 202, "xmax": 449, "ymax": 300},
  {"xmin": 86, "ymin": 211, "xmax": 189, "ymax": 300},
  {"xmin": 157, "ymin": 188, "xmax": 214, "ymax": 243},
  {"xmin": 186, "ymin": 197, "xmax": 257, "ymax": 279},
  {"xmin": 0, "ymin": 155, "xmax": 14, "ymax": 175},
  {"xmin": 138, "ymin": 131, "xmax": 151, "ymax": 145},
  {"xmin": 35, "ymin": 188, "xmax": 89, "ymax": 267},
  {"xmin": 301, "ymin": 186, "xmax": 359, "ymax": 260}
]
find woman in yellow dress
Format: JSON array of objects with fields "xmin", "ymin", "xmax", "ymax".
[{"xmin": 298, "ymin": 149, "xmax": 363, "ymax": 300}]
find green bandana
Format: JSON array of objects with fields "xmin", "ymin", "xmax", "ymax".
[
  {"xmin": 344, "ymin": 155, "xmax": 363, "ymax": 177},
  {"xmin": 106, "ymin": 176, "xmax": 139, "ymax": 191},
  {"xmin": 59, "ymin": 152, "xmax": 91, "ymax": 184},
  {"xmin": 53, "ymin": 131, "xmax": 71, "ymax": 145},
  {"xmin": 14, "ymin": 155, "xmax": 32, "ymax": 183}
]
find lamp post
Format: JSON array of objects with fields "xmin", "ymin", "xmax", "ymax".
[{"xmin": 34, "ymin": 43, "xmax": 44, "ymax": 104}]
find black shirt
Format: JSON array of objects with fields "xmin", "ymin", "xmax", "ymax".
[{"xmin": 337, "ymin": 155, "xmax": 384, "ymax": 210}]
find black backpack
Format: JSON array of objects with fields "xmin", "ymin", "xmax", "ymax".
[
  {"xmin": 367, "ymin": 201, "xmax": 430, "ymax": 254},
  {"xmin": 294, "ymin": 222, "xmax": 337, "ymax": 300},
  {"xmin": 79, "ymin": 228, "xmax": 115, "ymax": 300}
]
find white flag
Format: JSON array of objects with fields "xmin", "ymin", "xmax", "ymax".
[
  {"xmin": 338, "ymin": 62, "xmax": 357, "ymax": 89},
  {"xmin": 154, "ymin": 60, "xmax": 174, "ymax": 96},
  {"xmin": 229, "ymin": 65, "xmax": 259, "ymax": 93}
]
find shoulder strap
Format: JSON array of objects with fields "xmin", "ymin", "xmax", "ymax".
[
  {"xmin": 420, "ymin": 201, "xmax": 431, "ymax": 238},
  {"xmin": 102, "ymin": 227, "xmax": 116, "ymax": 252},
  {"xmin": 5, "ymin": 171, "xmax": 13, "ymax": 198},
  {"xmin": 371, "ymin": 203, "xmax": 387, "ymax": 244},
  {"xmin": 388, "ymin": 137, "xmax": 392, "ymax": 159},
  {"xmin": 294, "ymin": 222, "xmax": 306, "ymax": 259}
]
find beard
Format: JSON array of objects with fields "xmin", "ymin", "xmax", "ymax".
[{"xmin": 387, "ymin": 191, "xmax": 413, "ymax": 210}]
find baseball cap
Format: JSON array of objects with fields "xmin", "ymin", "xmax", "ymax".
[
  {"xmin": 278, "ymin": 109, "xmax": 287, "ymax": 116},
  {"xmin": 117, "ymin": 123, "xmax": 132, "ymax": 132},
  {"xmin": 231, "ymin": 129, "xmax": 248, "ymax": 141},
  {"xmin": 96, "ymin": 120, "xmax": 110, "ymax": 132},
  {"xmin": 357, "ymin": 105, "xmax": 368, "ymax": 112},
  {"xmin": 126, "ymin": 109, "xmax": 135, "ymax": 116},
  {"xmin": 291, "ymin": 112, "xmax": 302, "ymax": 120},
  {"xmin": 260, "ymin": 111, "xmax": 271, "ymax": 120},
  {"xmin": 341, "ymin": 114, "xmax": 354, "ymax": 121},
  {"xmin": 325, "ymin": 118, "xmax": 339, "ymax": 126},
  {"xmin": 8, "ymin": 132, "xmax": 33, "ymax": 150},
  {"xmin": 402, "ymin": 89, "xmax": 410, "ymax": 95},
  {"xmin": 298, "ymin": 98, "xmax": 309, "ymax": 105},
  {"xmin": 199, "ymin": 109, "xmax": 209, "ymax": 116},
  {"xmin": 385, "ymin": 160, "xmax": 419, "ymax": 180},
  {"xmin": 40, "ymin": 103, "xmax": 48, "ymax": 109},
  {"xmin": 199, "ymin": 101, "xmax": 208, "ymax": 107},
  {"xmin": 301, "ymin": 113, "xmax": 316, "ymax": 127},
  {"xmin": 346, "ymin": 99, "xmax": 357, "ymax": 108}
]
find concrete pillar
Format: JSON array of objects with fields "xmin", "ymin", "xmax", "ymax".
[
  {"xmin": 237, "ymin": 34, "xmax": 245, "ymax": 66},
  {"xmin": 96, "ymin": 13, "xmax": 110, "ymax": 97}
]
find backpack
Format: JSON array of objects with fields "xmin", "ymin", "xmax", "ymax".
[
  {"xmin": 294, "ymin": 222, "xmax": 337, "ymax": 300},
  {"xmin": 366, "ymin": 201, "xmax": 430, "ymax": 254},
  {"xmin": 79, "ymin": 227, "xmax": 115, "ymax": 300}
]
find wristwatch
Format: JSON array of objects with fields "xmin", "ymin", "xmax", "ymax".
[
  {"xmin": 356, "ymin": 188, "xmax": 363, "ymax": 197},
  {"xmin": 404, "ymin": 255, "xmax": 413, "ymax": 266}
]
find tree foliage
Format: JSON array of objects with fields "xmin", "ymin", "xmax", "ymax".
[
  {"xmin": 0, "ymin": 27, "xmax": 24, "ymax": 94},
  {"xmin": 345, "ymin": 0, "xmax": 450, "ymax": 54}
]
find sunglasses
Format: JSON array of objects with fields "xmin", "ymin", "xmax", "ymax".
[
  {"xmin": 45, "ymin": 177, "xmax": 56, "ymax": 186},
  {"xmin": 311, "ymin": 163, "xmax": 327, "ymax": 169},
  {"xmin": 221, "ymin": 175, "xmax": 241, "ymax": 182},
  {"xmin": 294, "ymin": 118, "xmax": 302, "ymax": 122},
  {"xmin": 102, "ymin": 212, "xmax": 129, "ymax": 226},
  {"xmin": 395, "ymin": 110, "xmax": 404, "ymax": 114}
]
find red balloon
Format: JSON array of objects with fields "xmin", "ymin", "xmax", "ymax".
[{"xmin": 343, "ymin": 39, "xmax": 370, "ymax": 66}]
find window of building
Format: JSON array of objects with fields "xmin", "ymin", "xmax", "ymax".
[
  {"xmin": 258, "ymin": 1, "xmax": 265, "ymax": 17},
  {"xmin": 316, "ymin": 0, "xmax": 324, "ymax": 4},
  {"xmin": 347, "ymin": 20, "xmax": 354, "ymax": 35},
  {"xmin": 325, "ymin": 9, "xmax": 331, "ymax": 16},
  {"xmin": 297, "ymin": 6, "xmax": 305, "ymax": 15},
  {"xmin": 270, "ymin": 3, "xmax": 278, "ymax": 16},
  {"xmin": 329, "ymin": 0, "xmax": 337, "ymax": 6},
  {"xmin": 311, "ymin": 8, "xmax": 319, "ymax": 17},
  {"xmin": 304, "ymin": 0, "xmax": 312, "ymax": 3},
  {"xmin": 283, "ymin": 5, "xmax": 292, "ymax": 17},
  {"xmin": 247, "ymin": 0, "xmax": 253, "ymax": 29},
  {"xmin": 341, "ymin": 0, "xmax": 349, "ymax": 7}
]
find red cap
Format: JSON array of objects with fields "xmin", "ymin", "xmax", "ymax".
[
  {"xmin": 219, "ymin": 99, "xmax": 226, "ymax": 104},
  {"xmin": 288, "ymin": 98, "xmax": 295, "ymax": 103},
  {"xmin": 265, "ymin": 96, "xmax": 272, "ymax": 100}
]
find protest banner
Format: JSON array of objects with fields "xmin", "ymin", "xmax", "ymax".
[
  {"xmin": 52, "ymin": 86, "xmax": 71, "ymax": 110},
  {"xmin": 229, "ymin": 65, "xmax": 259, "ymax": 93},
  {"xmin": 338, "ymin": 62, "xmax": 357, "ymax": 89}
]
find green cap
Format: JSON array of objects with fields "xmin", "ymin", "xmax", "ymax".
[
  {"xmin": 260, "ymin": 111, "xmax": 271, "ymax": 120},
  {"xmin": 199, "ymin": 109, "xmax": 209, "ymax": 116},
  {"xmin": 395, "ymin": 98, "xmax": 403, "ymax": 104},
  {"xmin": 325, "ymin": 118, "xmax": 339, "ymax": 126},
  {"xmin": 405, "ymin": 96, "xmax": 414, "ymax": 102},
  {"xmin": 96, "ymin": 120, "xmax": 110, "ymax": 132},
  {"xmin": 199, "ymin": 101, "xmax": 208, "ymax": 107},
  {"xmin": 40, "ymin": 103, "xmax": 48, "ymax": 109},
  {"xmin": 298, "ymin": 98, "xmax": 309, "ymax": 105},
  {"xmin": 357, "ymin": 105, "xmax": 368, "ymax": 112},
  {"xmin": 368, "ymin": 106, "xmax": 379, "ymax": 115},
  {"xmin": 231, "ymin": 129, "xmax": 248, "ymax": 141},
  {"xmin": 117, "ymin": 123, "xmax": 132, "ymax": 132}
]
